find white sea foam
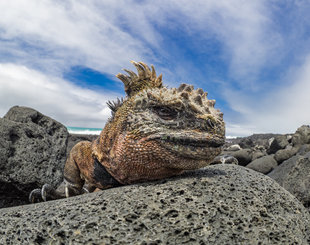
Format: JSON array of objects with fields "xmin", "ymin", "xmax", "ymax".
[
  {"xmin": 67, "ymin": 127, "xmax": 102, "ymax": 135},
  {"xmin": 226, "ymin": 135, "xmax": 239, "ymax": 139}
]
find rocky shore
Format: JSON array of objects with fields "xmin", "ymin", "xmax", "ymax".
[
  {"xmin": 212, "ymin": 125, "xmax": 310, "ymax": 210},
  {"xmin": 0, "ymin": 106, "xmax": 309, "ymax": 244}
]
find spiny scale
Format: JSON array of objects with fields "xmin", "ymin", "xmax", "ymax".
[
  {"xmin": 177, "ymin": 83, "xmax": 214, "ymax": 108},
  {"xmin": 116, "ymin": 61, "xmax": 163, "ymax": 97},
  {"xmin": 107, "ymin": 98, "xmax": 124, "ymax": 113}
]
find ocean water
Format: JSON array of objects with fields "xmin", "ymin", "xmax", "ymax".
[{"xmin": 67, "ymin": 126, "xmax": 102, "ymax": 135}]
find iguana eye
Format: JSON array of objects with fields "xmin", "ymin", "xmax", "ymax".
[{"xmin": 153, "ymin": 106, "xmax": 178, "ymax": 120}]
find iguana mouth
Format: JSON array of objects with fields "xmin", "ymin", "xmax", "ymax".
[
  {"xmin": 146, "ymin": 132, "xmax": 224, "ymax": 159},
  {"xmin": 147, "ymin": 132, "xmax": 224, "ymax": 147},
  {"xmin": 160, "ymin": 135, "xmax": 224, "ymax": 148}
]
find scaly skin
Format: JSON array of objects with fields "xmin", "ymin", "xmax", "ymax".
[{"xmin": 29, "ymin": 61, "xmax": 225, "ymax": 202}]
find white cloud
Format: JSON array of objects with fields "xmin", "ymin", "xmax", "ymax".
[
  {"xmin": 0, "ymin": 0, "xmax": 153, "ymax": 75},
  {"xmin": 0, "ymin": 0, "xmax": 274, "ymax": 78},
  {"xmin": 0, "ymin": 0, "xmax": 309, "ymax": 137},
  {"xmin": 0, "ymin": 63, "xmax": 120, "ymax": 128},
  {"xmin": 224, "ymin": 54, "xmax": 310, "ymax": 136},
  {"xmin": 164, "ymin": 0, "xmax": 275, "ymax": 81}
]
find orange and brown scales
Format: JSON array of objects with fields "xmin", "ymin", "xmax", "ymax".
[
  {"xmin": 99, "ymin": 132, "xmax": 184, "ymax": 184},
  {"xmin": 62, "ymin": 61, "xmax": 225, "ymax": 193},
  {"xmin": 63, "ymin": 141, "xmax": 114, "ymax": 189}
]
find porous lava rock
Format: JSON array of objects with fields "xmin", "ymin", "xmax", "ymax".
[
  {"xmin": 246, "ymin": 155, "xmax": 278, "ymax": 174},
  {"xmin": 0, "ymin": 106, "xmax": 69, "ymax": 208},
  {"xmin": 292, "ymin": 125, "xmax": 310, "ymax": 146},
  {"xmin": 268, "ymin": 152, "xmax": 310, "ymax": 209},
  {"xmin": 0, "ymin": 164, "xmax": 309, "ymax": 245},
  {"xmin": 298, "ymin": 144, "xmax": 310, "ymax": 155},
  {"xmin": 267, "ymin": 135, "xmax": 289, "ymax": 154},
  {"xmin": 230, "ymin": 149, "xmax": 252, "ymax": 166},
  {"xmin": 238, "ymin": 137, "xmax": 254, "ymax": 149},
  {"xmin": 274, "ymin": 146, "xmax": 299, "ymax": 164},
  {"xmin": 251, "ymin": 146, "xmax": 267, "ymax": 161}
]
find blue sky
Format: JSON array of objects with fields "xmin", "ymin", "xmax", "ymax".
[{"xmin": 0, "ymin": 0, "xmax": 310, "ymax": 137}]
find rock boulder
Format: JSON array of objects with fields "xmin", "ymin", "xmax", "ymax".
[
  {"xmin": 268, "ymin": 152, "xmax": 310, "ymax": 209},
  {"xmin": 274, "ymin": 146, "xmax": 299, "ymax": 164},
  {"xmin": 246, "ymin": 155, "xmax": 278, "ymax": 174},
  {"xmin": 230, "ymin": 149, "xmax": 252, "ymax": 166},
  {"xmin": 0, "ymin": 106, "xmax": 69, "ymax": 208},
  {"xmin": 267, "ymin": 135, "xmax": 289, "ymax": 154},
  {"xmin": 0, "ymin": 164, "xmax": 309, "ymax": 245},
  {"xmin": 292, "ymin": 125, "xmax": 310, "ymax": 146}
]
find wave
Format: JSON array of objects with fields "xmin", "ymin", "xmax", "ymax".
[
  {"xmin": 226, "ymin": 135, "xmax": 238, "ymax": 139},
  {"xmin": 67, "ymin": 126, "xmax": 102, "ymax": 135}
]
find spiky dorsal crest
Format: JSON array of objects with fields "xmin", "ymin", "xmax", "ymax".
[
  {"xmin": 116, "ymin": 61, "xmax": 163, "ymax": 97},
  {"xmin": 107, "ymin": 97, "xmax": 124, "ymax": 114}
]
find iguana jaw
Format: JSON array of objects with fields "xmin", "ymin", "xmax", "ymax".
[{"xmin": 146, "ymin": 132, "xmax": 224, "ymax": 160}]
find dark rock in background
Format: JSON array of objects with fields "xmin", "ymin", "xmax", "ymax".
[
  {"xmin": 0, "ymin": 106, "xmax": 68, "ymax": 208},
  {"xmin": 246, "ymin": 155, "xmax": 278, "ymax": 174},
  {"xmin": 268, "ymin": 152, "xmax": 310, "ymax": 209},
  {"xmin": 292, "ymin": 125, "xmax": 310, "ymax": 146},
  {"xmin": 229, "ymin": 149, "xmax": 252, "ymax": 166},
  {"xmin": 267, "ymin": 135, "xmax": 289, "ymax": 154},
  {"xmin": 251, "ymin": 146, "xmax": 267, "ymax": 160},
  {"xmin": 226, "ymin": 133, "xmax": 280, "ymax": 149},
  {"xmin": 298, "ymin": 144, "xmax": 310, "ymax": 155},
  {"xmin": 0, "ymin": 164, "xmax": 309, "ymax": 245},
  {"xmin": 274, "ymin": 146, "xmax": 299, "ymax": 164},
  {"xmin": 237, "ymin": 137, "xmax": 254, "ymax": 149},
  {"xmin": 222, "ymin": 125, "xmax": 310, "ymax": 212},
  {"xmin": 0, "ymin": 106, "xmax": 98, "ymax": 208}
]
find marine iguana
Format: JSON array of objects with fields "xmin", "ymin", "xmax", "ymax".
[{"xmin": 30, "ymin": 61, "xmax": 225, "ymax": 202}]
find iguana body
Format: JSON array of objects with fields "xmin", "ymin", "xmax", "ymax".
[{"xmin": 30, "ymin": 61, "xmax": 225, "ymax": 202}]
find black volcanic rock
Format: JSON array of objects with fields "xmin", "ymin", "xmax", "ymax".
[
  {"xmin": 230, "ymin": 149, "xmax": 252, "ymax": 166},
  {"xmin": 267, "ymin": 135, "xmax": 289, "ymax": 154},
  {"xmin": 0, "ymin": 106, "xmax": 101, "ymax": 209},
  {"xmin": 268, "ymin": 152, "xmax": 310, "ymax": 209},
  {"xmin": 236, "ymin": 137, "xmax": 254, "ymax": 149},
  {"xmin": 227, "ymin": 134, "xmax": 279, "ymax": 149},
  {"xmin": 246, "ymin": 155, "xmax": 278, "ymax": 174},
  {"xmin": 274, "ymin": 146, "xmax": 299, "ymax": 164},
  {"xmin": 292, "ymin": 125, "xmax": 310, "ymax": 146},
  {"xmin": 0, "ymin": 106, "xmax": 69, "ymax": 208},
  {"xmin": 0, "ymin": 165, "xmax": 309, "ymax": 245}
]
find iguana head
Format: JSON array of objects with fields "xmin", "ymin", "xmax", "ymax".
[{"xmin": 102, "ymin": 61, "xmax": 225, "ymax": 168}]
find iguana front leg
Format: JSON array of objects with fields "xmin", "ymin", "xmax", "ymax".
[
  {"xmin": 29, "ymin": 140, "xmax": 120, "ymax": 203},
  {"xmin": 30, "ymin": 141, "xmax": 96, "ymax": 202}
]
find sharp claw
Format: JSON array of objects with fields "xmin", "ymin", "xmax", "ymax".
[
  {"xmin": 64, "ymin": 180, "xmax": 82, "ymax": 197},
  {"xmin": 65, "ymin": 186, "xmax": 69, "ymax": 198},
  {"xmin": 41, "ymin": 184, "xmax": 48, "ymax": 202},
  {"xmin": 42, "ymin": 183, "xmax": 56, "ymax": 202},
  {"xmin": 30, "ymin": 182, "xmax": 68, "ymax": 203},
  {"xmin": 29, "ymin": 188, "xmax": 42, "ymax": 203}
]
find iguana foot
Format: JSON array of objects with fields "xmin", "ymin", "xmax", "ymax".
[
  {"xmin": 29, "ymin": 188, "xmax": 43, "ymax": 203},
  {"xmin": 29, "ymin": 180, "xmax": 83, "ymax": 203},
  {"xmin": 29, "ymin": 184, "xmax": 63, "ymax": 203}
]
